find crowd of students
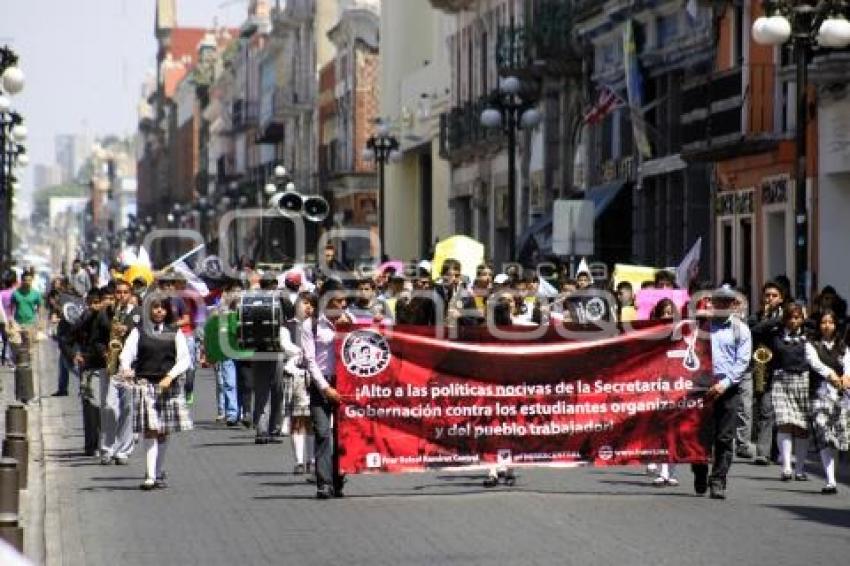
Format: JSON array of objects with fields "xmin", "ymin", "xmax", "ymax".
[{"xmin": 0, "ymin": 250, "xmax": 847, "ymax": 500}]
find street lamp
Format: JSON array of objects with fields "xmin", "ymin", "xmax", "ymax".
[
  {"xmin": 480, "ymin": 76, "xmax": 540, "ymax": 262},
  {"xmin": 0, "ymin": 46, "xmax": 23, "ymax": 264},
  {"xmin": 363, "ymin": 119, "xmax": 400, "ymax": 258},
  {"xmin": 752, "ymin": 1, "xmax": 850, "ymax": 302}
]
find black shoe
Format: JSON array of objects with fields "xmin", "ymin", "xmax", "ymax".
[
  {"xmin": 305, "ymin": 475, "xmax": 317, "ymax": 484},
  {"xmin": 316, "ymin": 485, "xmax": 334, "ymax": 499},
  {"xmin": 709, "ymin": 484, "xmax": 726, "ymax": 500},
  {"xmin": 293, "ymin": 463, "xmax": 306, "ymax": 475},
  {"xmin": 241, "ymin": 418, "xmax": 252, "ymax": 429},
  {"xmin": 822, "ymin": 485, "xmax": 838, "ymax": 495},
  {"xmin": 794, "ymin": 472, "xmax": 808, "ymax": 481},
  {"xmin": 753, "ymin": 456, "xmax": 770, "ymax": 466},
  {"xmin": 52, "ymin": 390, "xmax": 69, "ymax": 397},
  {"xmin": 225, "ymin": 420, "xmax": 238, "ymax": 427},
  {"xmin": 267, "ymin": 437, "xmax": 283, "ymax": 444},
  {"xmin": 140, "ymin": 477, "xmax": 156, "ymax": 491},
  {"xmin": 694, "ymin": 470, "xmax": 708, "ymax": 496},
  {"xmin": 333, "ymin": 474, "xmax": 347, "ymax": 497},
  {"xmin": 254, "ymin": 436, "xmax": 269, "ymax": 445}
]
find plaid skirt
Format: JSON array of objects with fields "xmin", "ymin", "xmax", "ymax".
[
  {"xmin": 812, "ymin": 382, "xmax": 850, "ymax": 451},
  {"xmin": 132, "ymin": 376, "xmax": 193, "ymax": 434},
  {"xmin": 282, "ymin": 370, "xmax": 311, "ymax": 418},
  {"xmin": 771, "ymin": 370, "xmax": 812, "ymax": 429}
]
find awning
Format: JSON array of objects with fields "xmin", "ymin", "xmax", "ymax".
[
  {"xmin": 518, "ymin": 213, "xmax": 553, "ymax": 259},
  {"xmin": 586, "ymin": 181, "xmax": 627, "ymax": 219}
]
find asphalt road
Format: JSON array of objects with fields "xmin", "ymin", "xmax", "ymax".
[{"xmin": 36, "ymin": 346, "xmax": 850, "ymax": 566}]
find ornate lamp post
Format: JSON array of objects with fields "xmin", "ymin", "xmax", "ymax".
[
  {"xmin": 362, "ymin": 120, "xmax": 401, "ymax": 258},
  {"xmin": 753, "ymin": 1, "xmax": 850, "ymax": 301},
  {"xmin": 0, "ymin": 46, "xmax": 24, "ymax": 264},
  {"xmin": 480, "ymin": 76, "xmax": 540, "ymax": 262}
]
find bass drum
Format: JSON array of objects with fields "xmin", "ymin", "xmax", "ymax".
[{"xmin": 237, "ymin": 292, "xmax": 283, "ymax": 351}]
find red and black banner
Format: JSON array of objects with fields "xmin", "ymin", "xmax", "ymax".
[{"xmin": 336, "ymin": 323, "xmax": 714, "ymax": 475}]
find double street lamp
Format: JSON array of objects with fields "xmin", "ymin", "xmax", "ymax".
[
  {"xmin": 752, "ymin": 1, "xmax": 850, "ymax": 302},
  {"xmin": 0, "ymin": 46, "xmax": 25, "ymax": 264},
  {"xmin": 362, "ymin": 120, "xmax": 401, "ymax": 259},
  {"xmin": 480, "ymin": 76, "xmax": 540, "ymax": 262}
]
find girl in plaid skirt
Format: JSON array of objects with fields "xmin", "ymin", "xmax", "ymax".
[
  {"xmin": 805, "ymin": 309, "xmax": 850, "ymax": 494},
  {"xmin": 770, "ymin": 304, "xmax": 811, "ymax": 482},
  {"xmin": 119, "ymin": 297, "xmax": 192, "ymax": 490},
  {"xmin": 282, "ymin": 292, "xmax": 319, "ymax": 475}
]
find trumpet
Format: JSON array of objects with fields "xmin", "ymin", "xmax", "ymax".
[{"xmin": 752, "ymin": 345, "xmax": 773, "ymax": 395}]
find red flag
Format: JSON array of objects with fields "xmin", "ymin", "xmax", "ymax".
[{"xmin": 583, "ymin": 86, "xmax": 624, "ymax": 125}]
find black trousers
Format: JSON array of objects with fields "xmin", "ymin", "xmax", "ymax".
[
  {"xmin": 252, "ymin": 359, "xmax": 283, "ymax": 436},
  {"xmin": 235, "ymin": 360, "xmax": 253, "ymax": 420},
  {"xmin": 754, "ymin": 385, "xmax": 776, "ymax": 459},
  {"xmin": 693, "ymin": 386, "xmax": 741, "ymax": 487}
]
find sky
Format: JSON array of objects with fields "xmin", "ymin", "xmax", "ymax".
[{"xmin": 0, "ymin": 0, "xmax": 247, "ymax": 214}]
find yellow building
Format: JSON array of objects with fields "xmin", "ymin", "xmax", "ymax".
[{"xmin": 378, "ymin": 1, "xmax": 451, "ymax": 262}]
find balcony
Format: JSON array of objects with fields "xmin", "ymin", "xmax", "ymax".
[
  {"xmin": 257, "ymin": 86, "xmax": 312, "ymax": 143},
  {"xmin": 439, "ymin": 96, "xmax": 503, "ymax": 163},
  {"xmin": 231, "ymin": 99, "xmax": 259, "ymax": 132},
  {"xmin": 496, "ymin": 1, "xmax": 582, "ymax": 77},
  {"xmin": 319, "ymin": 140, "xmax": 348, "ymax": 179},
  {"xmin": 680, "ymin": 65, "xmax": 780, "ymax": 162}
]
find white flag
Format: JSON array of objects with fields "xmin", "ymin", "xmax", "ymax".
[
  {"xmin": 576, "ymin": 257, "xmax": 593, "ymax": 282},
  {"xmin": 676, "ymin": 237, "xmax": 702, "ymax": 290},
  {"xmin": 172, "ymin": 259, "xmax": 210, "ymax": 297},
  {"xmin": 538, "ymin": 275, "xmax": 559, "ymax": 298},
  {"xmin": 138, "ymin": 246, "xmax": 152, "ymax": 269}
]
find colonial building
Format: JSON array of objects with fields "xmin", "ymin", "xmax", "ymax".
[
  {"xmin": 435, "ymin": 0, "xmax": 584, "ymax": 268},
  {"xmin": 319, "ymin": 5, "xmax": 380, "ymax": 263}
]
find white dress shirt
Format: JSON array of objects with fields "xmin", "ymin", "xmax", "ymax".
[{"xmin": 119, "ymin": 324, "xmax": 191, "ymax": 379}]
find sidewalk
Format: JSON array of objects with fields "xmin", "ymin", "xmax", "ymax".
[{"xmin": 0, "ymin": 340, "xmax": 49, "ymax": 566}]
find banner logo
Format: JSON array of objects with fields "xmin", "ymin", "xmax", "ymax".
[{"xmin": 342, "ymin": 330, "xmax": 391, "ymax": 378}]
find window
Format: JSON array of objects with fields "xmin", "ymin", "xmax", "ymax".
[{"xmin": 657, "ymin": 13, "xmax": 679, "ymax": 48}]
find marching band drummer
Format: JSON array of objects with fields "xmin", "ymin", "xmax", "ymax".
[{"xmin": 119, "ymin": 297, "xmax": 193, "ymax": 490}]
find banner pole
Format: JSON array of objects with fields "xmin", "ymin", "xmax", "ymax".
[{"xmin": 332, "ymin": 402, "xmax": 343, "ymax": 497}]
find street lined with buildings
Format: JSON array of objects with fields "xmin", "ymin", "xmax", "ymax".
[{"xmin": 33, "ymin": 343, "xmax": 850, "ymax": 566}]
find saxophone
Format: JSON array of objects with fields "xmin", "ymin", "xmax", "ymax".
[
  {"xmin": 752, "ymin": 305, "xmax": 781, "ymax": 395},
  {"xmin": 106, "ymin": 307, "xmax": 126, "ymax": 377},
  {"xmin": 752, "ymin": 345, "xmax": 773, "ymax": 395}
]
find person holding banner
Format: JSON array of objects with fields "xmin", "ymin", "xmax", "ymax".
[
  {"xmin": 302, "ymin": 279, "xmax": 347, "ymax": 498},
  {"xmin": 692, "ymin": 287, "xmax": 752, "ymax": 500}
]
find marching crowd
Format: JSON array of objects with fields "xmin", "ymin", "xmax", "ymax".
[{"xmin": 0, "ymin": 244, "xmax": 848, "ymax": 501}]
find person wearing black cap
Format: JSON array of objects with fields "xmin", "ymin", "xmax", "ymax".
[{"xmin": 692, "ymin": 286, "xmax": 752, "ymax": 500}]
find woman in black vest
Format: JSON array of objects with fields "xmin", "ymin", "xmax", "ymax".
[
  {"xmin": 119, "ymin": 297, "xmax": 192, "ymax": 490},
  {"xmin": 806, "ymin": 309, "xmax": 850, "ymax": 494},
  {"xmin": 770, "ymin": 303, "xmax": 811, "ymax": 482}
]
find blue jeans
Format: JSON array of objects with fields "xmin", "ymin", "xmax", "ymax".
[
  {"xmin": 57, "ymin": 355, "xmax": 75, "ymax": 394},
  {"xmin": 216, "ymin": 360, "xmax": 239, "ymax": 421}
]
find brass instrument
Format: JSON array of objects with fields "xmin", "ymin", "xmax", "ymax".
[
  {"xmin": 106, "ymin": 308, "xmax": 127, "ymax": 377},
  {"xmin": 752, "ymin": 346, "xmax": 774, "ymax": 395}
]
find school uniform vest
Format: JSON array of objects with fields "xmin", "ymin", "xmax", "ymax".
[
  {"xmin": 814, "ymin": 341, "xmax": 846, "ymax": 376},
  {"xmin": 133, "ymin": 325, "xmax": 177, "ymax": 381},
  {"xmin": 772, "ymin": 332, "xmax": 808, "ymax": 374}
]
